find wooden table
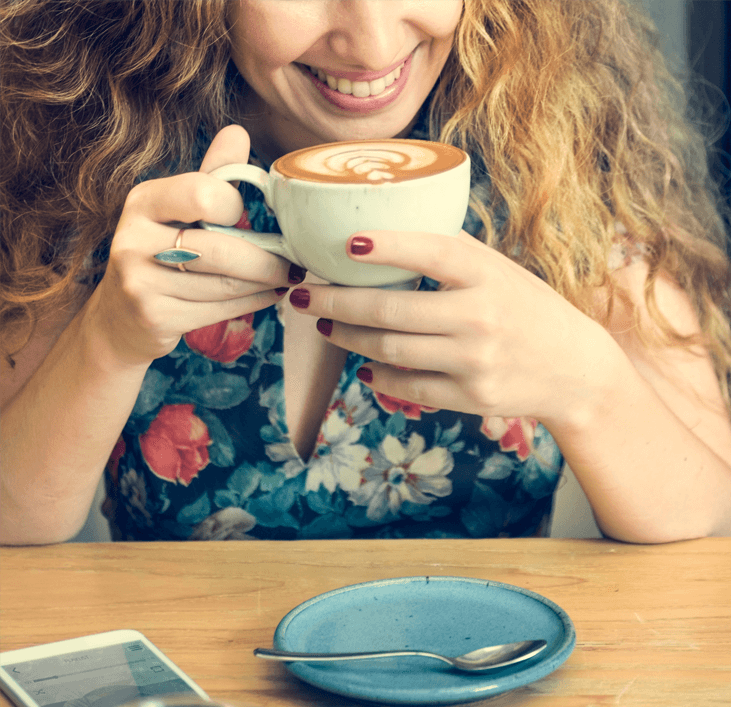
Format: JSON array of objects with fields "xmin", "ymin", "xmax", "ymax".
[{"xmin": 1, "ymin": 539, "xmax": 729, "ymax": 706}]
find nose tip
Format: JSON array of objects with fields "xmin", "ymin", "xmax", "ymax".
[
  {"xmin": 329, "ymin": 34, "xmax": 403, "ymax": 72},
  {"xmin": 327, "ymin": 2, "xmax": 406, "ymax": 71}
]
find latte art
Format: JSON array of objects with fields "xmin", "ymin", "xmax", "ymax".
[
  {"xmin": 330, "ymin": 150, "xmax": 412, "ymax": 182},
  {"xmin": 274, "ymin": 139, "xmax": 467, "ymax": 184},
  {"xmin": 202, "ymin": 137, "xmax": 470, "ymax": 287}
]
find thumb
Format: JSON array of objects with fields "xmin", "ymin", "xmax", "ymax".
[{"xmin": 199, "ymin": 124, "xmax": 251, "ymax": 174}]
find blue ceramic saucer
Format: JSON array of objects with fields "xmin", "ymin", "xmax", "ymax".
[{"xmin": 272, "ymin": 576, "xmax": 575, "ymax": 705}]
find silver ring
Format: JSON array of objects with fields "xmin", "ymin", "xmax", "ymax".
[{"xmin": 153, "ymin": 228, "xmax": 201, "ymax": 272}]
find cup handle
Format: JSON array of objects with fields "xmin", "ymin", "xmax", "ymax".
[{"xmin": 198, "ymin": 163, "xmax": 297, "ymax": 264}]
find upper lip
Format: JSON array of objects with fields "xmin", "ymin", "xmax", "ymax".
[{"xmin": 301, "ymin": 50, "xmax": 414, "ymax": 82}]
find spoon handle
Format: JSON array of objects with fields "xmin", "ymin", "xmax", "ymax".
[{"xmin": 253, "ymin": 647, "xmax": 450, "ymax": 665}]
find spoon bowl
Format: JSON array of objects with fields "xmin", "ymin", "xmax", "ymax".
[{"xmin": 254, "ymin": 639, "xmax": 547, "ymax": 673}]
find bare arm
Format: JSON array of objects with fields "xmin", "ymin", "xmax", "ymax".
[
  {"xmin": 292, "ymin": 230, "xmax": 731, "ymax": 543},
  {"xmin": 1, "ymin": 126, "xmax": 292, "ymax": 545},
  {"xmin": 548, "ymin": 263, "xmax": 731, "ymax": 542},
  {"xmin": 0, "ymin": 296, "xmax": 149, "ymax": 544}
]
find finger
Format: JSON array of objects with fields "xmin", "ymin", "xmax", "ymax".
[
  {"xmin": 199, "ymin": 125, "xmax": 251, "ymax": 174},
  {"xmin": 347, "ymin": 229, "xmax": 491, "ymax": 288},
  {"xmin": 111, "ymin": 232, "xmax": 291, "ymax": 306},
  {"xmin": 318, "ymin": 319, "xmax": 459, "ymax": 373},
  {"xmin": 289, "ymin": 284, "xmax": 467, "ymax": 336},
  {"xmin": 116, "ymin": 222, "xmax": 299, "ymax": 305},
  {"xmin": 355, "ymin": 363, "xmax": 472, "ymax": 416},
  {"xmin": 120, "ymin": 171, "xmax": 244, "ymax": 228},
  {"xmin": 125, "ymin": 219, "xmax": 289, "ymax": 283},
  {"xmin": 151, "ymin": 266, "xmax": 290, "ymax": 304},
  {"xmin": 156, "ymin": 226, "xmax": 296, "ymax": 286},
  {"xmin": 172, "ymin": 289, "xmax": 287, "ymax": 333}
]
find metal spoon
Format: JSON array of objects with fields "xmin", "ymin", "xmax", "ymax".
[{"xmin": 254, "ymin": 639, "xmax": 547, "ymax": 673}]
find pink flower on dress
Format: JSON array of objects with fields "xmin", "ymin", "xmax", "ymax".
[
  {"xmin": 140, "ymin": 404, "xmax": 211, "ymax": 485},
  {"xmin": 374, "ymin": 391, "xmax": 438, "ymax": 420},
  {"xmin": 233, "ymin": 210, "xmax": 252, "ymax": 230},
  {"xmin": 481, "ymin": 417, "xmax": 538, "ymax": 461},
  {"xmin": 184, "ymin": 313, "xmax": 255, "ymax": 363}
]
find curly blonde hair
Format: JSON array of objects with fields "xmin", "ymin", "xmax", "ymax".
[
  {"xmin": 434, "ymin": 0, "xmax": 731, "ymax": 399},
  {"xmin": 1, "ymin": 0, "xmax": 232, "ymax": 353},
  {"xmin": 2, "ymin": 0, "xmax": 730, "ymax": 397}
]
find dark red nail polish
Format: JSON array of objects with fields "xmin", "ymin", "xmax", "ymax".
[
  {"xmin": 316, "ymin": 318, "xmax": 333, "ymax": 336},
  {"xmin": 288, "ymin": 263, "xmax": 307, "ymax": 284},
  {"xmin": 350, "ymin": 236, "xmax": 374, "ymax": 256},
  {"xmin": 274, "ymin": 287, "xmax": 289, "ymax": 296},
  {"xmin": 356, "ymin": 366, "xmax": 373, "ymax": 384},
  {"xmin": 289, "ymin": 288, "xmax": 310, "ymax": 309}
]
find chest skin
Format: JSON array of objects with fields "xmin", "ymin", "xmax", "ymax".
[{"xmin": 282, "ymin": 273, "xmax": 349, "ymax": 461}]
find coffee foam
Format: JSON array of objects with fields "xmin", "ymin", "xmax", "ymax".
[{"xmin": 274, "ymin": 139, "xmax": 466, "ymax": 184}]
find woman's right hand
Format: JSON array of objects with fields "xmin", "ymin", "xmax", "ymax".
[{"xmin": 85, "ymin": 125, "xmax": 298, "ymax": 366}]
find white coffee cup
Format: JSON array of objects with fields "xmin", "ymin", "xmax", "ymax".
[{"xmin": 200, "ymin": 139, "xmax": 471, "ymax": 289}]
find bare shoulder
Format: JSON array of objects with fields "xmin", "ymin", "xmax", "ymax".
[
  {"xmin": 607, "ymin": 258, "xmax": 701, "ymax": 338},
  {"xmin": 602, "ymin": 259, "xmax": 731, "ymax": 458},
  {"xmin": 1, "ymin": 288, "xmax": 89, "ymax": 408},
  {"xmin": 605, "ymin": 257, "xmax": 709, "ymax": 372}
]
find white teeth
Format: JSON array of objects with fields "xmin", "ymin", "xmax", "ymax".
[
  {"xmin": 308, "ymin": 62, "xmax": 404, "ymax": 97},
  {"xmin": 337, "ymin": 77, "xmax": 353, "ymax": 95},
  {"xmin": 369, "ymin": 77, "xmax": 386, "ymax": 95},
  {"xmin": 351, "ymin": 80, "xmax": 370, "ymax": 98}
]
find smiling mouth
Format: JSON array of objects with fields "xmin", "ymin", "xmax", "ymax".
[{"xmin": 303, "ymin": 61, "xmax": 406, "ymax": 99}]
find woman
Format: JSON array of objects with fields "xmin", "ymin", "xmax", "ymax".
[{"xmin": 2, "ymin": 0, "xmax": 730, "ymax": 544}]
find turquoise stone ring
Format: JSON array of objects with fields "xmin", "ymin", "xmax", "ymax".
[
  {"xmin": 154, "ymin": 248, "xmax": 201, "ymax": 264},
  {"xmin": 153, "ymin": 229, "xmax": 200, "ymax": 271}
]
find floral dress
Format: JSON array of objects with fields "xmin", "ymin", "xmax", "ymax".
[{"xmin": 102, "ymin": 109, "xmax": 565, "ymax": 541}]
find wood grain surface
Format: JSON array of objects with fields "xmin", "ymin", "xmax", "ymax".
[{"xmin": 1, "ymin": 538, "xmax": 729, "ymax": 706}]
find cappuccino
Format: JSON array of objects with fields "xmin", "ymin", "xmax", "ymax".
[
  {"xmin": 201, "ymin": 138, "xmax": 470, "ymax": 287},
  {"xmin": 274, "ymin": 139, "xmax": 467, "ymax": 184}
]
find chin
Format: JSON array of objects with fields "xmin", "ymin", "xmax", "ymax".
[{"xmin": 311, "ymin": 115, "xmax": 418, "ymax": 145}]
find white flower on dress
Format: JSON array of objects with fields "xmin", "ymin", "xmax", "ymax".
[
  {"xmin": 349, "ymin": 433, "xmax": 454, "ymax": 521},
  {"xmin": 305, "ymin": 411, "xmax": 371, "ymax": 494},
  {"xmin": 264, "ymin": 382, "xmax": 377, "ymax": 482},
  {"xmin": 265, "ymin": 440, "xmax": 307, "ymax": 480},
  {"xmin": 333, "ymin": 383, "xmax": 380, "ymax": 427},
  {"xmin": 189, "ymin": 507, "xmax": 257, "ymax": 540}
]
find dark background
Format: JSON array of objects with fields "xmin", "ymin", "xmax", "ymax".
[{"xmin": 687, "ymin": 0, "xmax": 731, "ymax": 235}]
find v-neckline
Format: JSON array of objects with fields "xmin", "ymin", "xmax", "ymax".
[{"xmin": 281, "ymin": 277, "xmax": 351, "ymax": 463}]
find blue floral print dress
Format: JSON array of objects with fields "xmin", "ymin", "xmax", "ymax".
[{"xmin": 102, "ymin": 109, "xmax": 565, "ymax": 541}]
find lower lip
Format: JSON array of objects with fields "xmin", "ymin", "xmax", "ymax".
[{"xmin": 300, "ymin": 52, "xmax": 413, "ymax": 114}]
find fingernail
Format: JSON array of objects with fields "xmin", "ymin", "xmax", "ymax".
[
  {"xmin": 356, "ymin": 366, "xmax": 373, "ymax": 384},
  {"xmin": 288, "ymin": 263, "xmax": 307, "ymax": 284},
  {"xmin": 350, "ymin": 236, "xmax": 374, "ymax": 256},
  {"xmin": 289, "ymin": 288, "xmax": 310, "ymax": 309},
  {"xmin": 316, "ymin": 318, "xmax": 333, "ymax": 336},
  {"xmin": 274, "ymin": 287, "xmax": 289, "ymax": 296}
]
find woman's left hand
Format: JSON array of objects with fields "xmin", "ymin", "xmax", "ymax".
[{"xmin": 288, "ymin": 230, "xmax": 619, "ymax": 425}]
